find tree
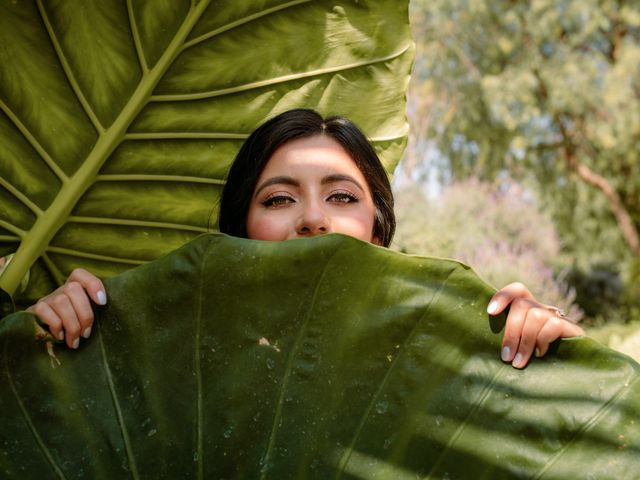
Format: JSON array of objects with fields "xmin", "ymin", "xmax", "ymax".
[{"xmin": 408, "ymin": 0, "xmax": 640, "ymax": 268}]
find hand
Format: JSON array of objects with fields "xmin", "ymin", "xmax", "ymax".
[
  {"xmin": 487, "ymin": 282, "xmax": 584, "ymax": 369},
  {"xmin": 26, "ymin": 268, "xmax": 106, "ymax": 349}
]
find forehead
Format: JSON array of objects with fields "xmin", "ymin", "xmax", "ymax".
[{"xmin": 263, "ymin": 135, "xmax": 363, "ymax": 176}]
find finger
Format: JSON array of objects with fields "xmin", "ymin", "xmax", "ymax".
[
  {"xmin": 501, "ymin": 296, "xmax": 537, "ymax": 362},
  {"xmin": 67, "ymin": 268, "xmax": 107, "ymax": 306},
  {"xmin": 488, "ymin": 282, "xmax": 535, "ymax": 315},
  {"xmin": 64, "ymin": 281, "xmax": 95, "ymax": 338},
  {"xmin": 535, "ymin": 318, "xmax": 585, "ymax": 357},
  {"xmin": 512, "ymin": 308, "xmax": 548, "ymax": 369},
  {"xmin": 49, "ymin": 294, "xmax": 82, "ymax": 349},
  {"xmin": 27, "ymin": 301, "xmax": 64, "ymax": 341}
]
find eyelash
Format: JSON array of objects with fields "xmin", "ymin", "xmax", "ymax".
[
  {"xmin": 262, "ymin": 194, "xmax": 294, "ymax": 207},
  {"xmin": 328, "ymin": 191, "xmax": 359, "ymax": 203},
  {"xmin": 261, "ymin": 191, "xmax": 359, "ymax": 208}
]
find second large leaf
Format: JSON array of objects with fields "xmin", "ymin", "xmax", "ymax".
[
  {"xmin": 0, "ymin": 0, "xmax": 413, "ymax": 302},
  {"xmin": 1, "ymin": 234, "xmax": 639, "ymax": 478}
]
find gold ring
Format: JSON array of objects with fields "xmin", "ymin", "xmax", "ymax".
[{"xmin": 547, "ymin": 306, "xmax": 565, "ymax": 318}]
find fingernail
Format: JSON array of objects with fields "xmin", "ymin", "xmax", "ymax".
[
  {"xmin": 97, "ymin": 290, "xmax": 107, "ymax": 306},
  {"xmin": 535, "ymin": 348, "xmax": 541, "ymax": 357},
  {"xmin": 57, "ymin": 331, "xmax": 64, "ymax": 341},
  {"xmin": 501, "ymin": 346, "xmax": 511, "ymax": 362},
  {"xmin": 513, "ymin": 353, "xmax": 523, "ymax": 368},
  {"xmin": 72, "ymin": 338, "xmax": 80, "ymax": 349},
  {"xmin": 487, "ymin": 301, "xmax": 498, "ymax": 315},
  {"xmin": 82, "ymin": 326, "xmax": 92, "ymax": 338}
]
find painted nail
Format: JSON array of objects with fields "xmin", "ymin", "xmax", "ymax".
[
  {"xmin": 487, "ymin": 301, "xmax": 498, "ymax": 315},
  {"xmin": 96, "ymin": 290, "xmax": 107, "ymax": 306},
  {"xmin": 57, "ymin": 331, "xmax": 64, "ymax": 341},
  {"xmin": 513, "ymin": 353, "xmax": 523, "ymax": 368},
  {"xmin": 501, "ymin": 346, "xmax": 511, "ymax": 362},
  {"xmin": 82, "ymin": 326, "xmax": 92, "ymax": 338},
  {"xmin": 72, "ymin": 338, "xmax": 80, "ymax": 349}
]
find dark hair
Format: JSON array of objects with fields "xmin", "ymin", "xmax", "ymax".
[{"xmin": 218, "ymin": 108, "xmax": 396, "ymax": 246}]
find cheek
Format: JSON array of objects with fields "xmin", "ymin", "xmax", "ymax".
[
  {"xmin": 331, "ymin": 209, "xmax": 377, "ymax": 242},
  {"xmin": 246, "ymin": 210, "xmax": 290, "ymax": 241}
]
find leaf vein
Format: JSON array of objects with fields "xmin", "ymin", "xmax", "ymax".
[
  {"xmin": 67, "ymin": 216, "xmax": 209, "ymax": 233},
  {"xmin": 126, "ymin": 0, "xmax": 149, "ymax": 73},
  {"xmin": 533, "ymin": 369, "xmax": 640, "ymax": 479},
  {"xmin": 124, "ymin": 132, "xmax": 249, "ymax": 140},
  {"xmin": 41, "ymin": 253, "xmax": 66, "ymax": 286},
  {"xmin": 260, "ymin": 247, "xmax": 341, "ymax": 479},
  {"xmin": 35, "ymin": 0, "xmax": 104, "ymax": 133},
  {"xmin": 182, "ymin": 0, "xmax": 313, "ymax": 50},
  {"xmin": 47, "ymin": 246, "xmax": 147, "ymax": 265},
  {"xmin": 95, "ymin": 174, "xmax": 225, "ymax": 185},
  {"xmin": 0, "ymin": 176, "xmax": 44, "ymax": 216},
  {"xmin": 335, "ymin": 265, "xmax": 460, "ymax": 478},
  {"xmin": 0, "ymin": 219, "xmax": 26, "ymax": 237},
  {"xmin": 97, "ymin": 323, "xmax": 140, "ymax": 479},
  {"xmin": 423, "ymin": 364, "xmax": 509, "ymax": 479},
  {"xmin": 0, "ymin": 98, "xmax": 67, "ymax": 182},
  {"xmin": 0, "ymin": 235, "xmax": 21, "ymax": 243},
  {"xmin": 194, "ymin": 239, "xmax": 216, "ymax": 479},
  {"xmin": 152, "ymin": 44, "xmax": 412, "ymax": 102},
  {"xmin": 3, "ymin": 339, "xmax": 67, "ymax": 479}
]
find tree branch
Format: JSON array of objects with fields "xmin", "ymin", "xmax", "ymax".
[{"xmin": 556, "ymin": 116, "xmax": 640, "ymax": 256}]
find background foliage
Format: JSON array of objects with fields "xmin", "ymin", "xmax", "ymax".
[
  {"xmin": 393, "ymin": 178, "xmax": 583, "ymax": 320},
  {"xmin": 398, "ymin": 0, "xmax": 640, "ymax": 347}
]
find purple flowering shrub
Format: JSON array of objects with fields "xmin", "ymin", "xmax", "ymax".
[{"xmin": 392, "ymin": 178, "xmax": 583, "ymax": 320}]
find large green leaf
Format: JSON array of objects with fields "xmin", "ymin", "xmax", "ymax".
[
  {"xmin": 0, "ymin": 0, "xmax": 414, "ymax": 304},
  {"xmin": 2, "ymin": 234, "xmax": 638, "ymax": 478}
]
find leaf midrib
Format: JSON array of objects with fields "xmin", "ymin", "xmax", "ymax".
[
  {"xmin": 260, "ymin": 247, "xmax": 341, "ymax": 479},
  {"xmin": 334, "ymin": 265, "xmax": 459, "ymax": 478}
]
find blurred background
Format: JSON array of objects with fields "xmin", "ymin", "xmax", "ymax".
[{"xmin": 391, "ymin": 0, "xmax": 640, "ymax": 360}]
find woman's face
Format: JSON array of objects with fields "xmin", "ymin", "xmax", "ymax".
[{"xmin": 246, "ymin": 135, "xmax": 380, "ymax": 245}]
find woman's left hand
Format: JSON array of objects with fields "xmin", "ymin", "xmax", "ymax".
[{"xmin": 487, "ymin": 282, "xmax": 584, "ymax": 369}]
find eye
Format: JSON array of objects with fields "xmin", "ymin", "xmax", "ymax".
[
  {"xmin": 262, "ymin": 194, "xmax": 295, "ymax": 208},
  {"xmin": 327, "ymin": 191, "xmax": 359, "ymax": 204}
]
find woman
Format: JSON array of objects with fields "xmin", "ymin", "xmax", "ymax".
[{"xmin": 28, "ymin": 109, "xmax": 584, "ymax": 368}]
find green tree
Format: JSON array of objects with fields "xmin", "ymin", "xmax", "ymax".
[{"xmin": 408, "ymin": 0, "xmax": 640, "ymax": 269}]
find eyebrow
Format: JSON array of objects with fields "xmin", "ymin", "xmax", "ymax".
[
  {"xmin": 254, "ymin": 176, "xmax": 299, "ymax": 197},
  {"xmin": 321, "ymin": 174, "xmax": 365, "ymax": 193},
  {"xmin": 254, "ymin": 174, "xmax": 365, "ymax": 197}
]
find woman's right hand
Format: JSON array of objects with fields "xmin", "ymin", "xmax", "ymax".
[{"xmin": 26, "ymin": 268, "xmax": 106, "ymax": 349}]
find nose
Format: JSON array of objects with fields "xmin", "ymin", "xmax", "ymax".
[{"xmin": 296, "ymin": 201, "xmax": 331, "ymax": 237}]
